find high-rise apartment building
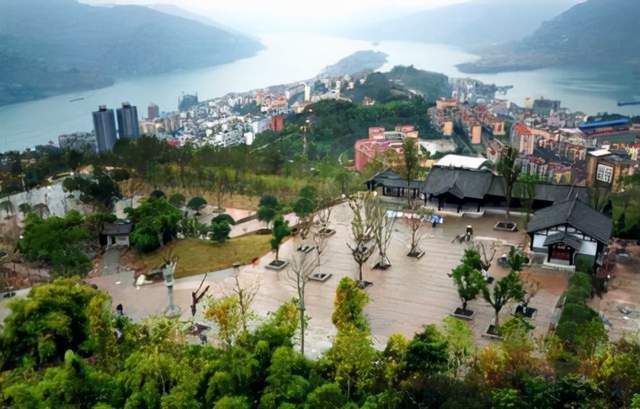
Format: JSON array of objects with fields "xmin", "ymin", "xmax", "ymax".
[
  {"xmin": 116, "ymin": 102, "xmax": 140, "ymax": 139},
  {"xmin": 93, "ymin": 105, "xmax": 117, "ymax": 153},
  {"xmin": 148, "ymin": 103, "xmax": 160, "ymax": 120}
]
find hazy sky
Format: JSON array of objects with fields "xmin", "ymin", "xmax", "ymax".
[{"xmin": 83, "ymin": 0, "xmax": 468, "ymax": 32}]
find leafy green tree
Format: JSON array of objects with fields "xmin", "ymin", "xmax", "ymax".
[
  {"xmin": 18, "ymin": 202, "xmax": 32, "ymax": 216},
  {"xmin": 0, "ymin": 200, "xmax": 15, "ymax": 218},
  {"xmin": 271, "ymin": 215, "xmax": 290, "ymax": 262},
  {"xmin": 496, "ymin": 146, "xmax": 521, "ymax": 221},
  {"xmin": 150, "ymin": 190, "xmax": 166, "ymax": 199},
  {"xmin": 505, "ymin": 246, "xmax": 528, "ymax": 273},
  {"xmin": 491, "ymin": 388, "xmax": 523, "ymax": 409},
  {"xmin": 259, "ymin": 346, "xmax": 311, "ymax": 408},
  {"xmin": 168, "ymin": 193, "xmax": 186, "ymax": 208},
  {"xmin": 205, "ymin": 295, "xmax": 243, "ymax": 349},
  {"xmin": 0, "ymin": 277, "xmax": 110, "ymax": 369},
  {"xmin": 179, "ymin": 215, "xmax": 209, "ymax": 239},
  {"xmin": 293, "ymin": 186, "xmax": 318, "ymax": 220},
  {"xmin": 332, "ymin": 277, "xmax": 370, "ymax": 333},
  {"xmin": 215, "ymin": 396, "xmax": 251, "ymax": 409},
  {"xmin": 118, "ymin": 349, "xmax": 188, "ymax": 409},
  {"xmin": 65, "ymin": 149, "xmax": 84, "ymax": 172},
  {"xmin": 441, "ymin": 316, "xmax": 474, "ymax": 376},
  {"xmin": 406, "ymin": 325, "xmax": 449, "ymax": 376},
  {"xmin": 258, "ymin": 195, "xmax": 280, "ymax": 228},
  {"xmin": 211, "ymin": 220, "xmax": 232, "ymax": 243},
  {"xmin": 381, "ymin": 334, "xmax": 408, "ymax": 388},
  {"xmin": 17, "ymin": 211, "xmax": 91, "ymax": 276},
  {"xmin": 324, "ymin": 327, "xmax": 378, "ymax": 401},
  {"xmin": 63, "ymin": 168, "xmax": 122, "ymax": 210},
  {"xmin": 126, "ymin": 197, "xmax": 182, "ymax": 253},
  {"xmin": 111, "ymin": 168, "xmax": 130, "ymax": 182},
  {"xmin": 305, "ymin": 383, "xmax": 346, "ymax": 409},
  {"xmin": 4, "ymin": 350, "xmax": 116, "ymax": 408},
  {"xmin": 187, "ymin": 196, "xmax": 207, "ymax": 214},
  {"xmin": 449, "ymin": 249, "xmax": 486, "ymax": 315},
  {"xmin": 482, "ymin": 271, "xmax": 525, "ymax": 332},
  {"xmin": 212, "ymin": 214, "xmax": 236, "ymax": 225}
]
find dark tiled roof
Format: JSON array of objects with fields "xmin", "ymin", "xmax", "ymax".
[
  {"xmin": 527, "ymin": 199, "xmax": 612, "ymax": 244},
  {"xmin": 424, "ymin": 167, "xmax": 589, "ymax": 203},
  {"xmin": 102, "ymin": 222, "xmax": 133, "ymax": 236},
  {"xmin": 367, "ymin": 170, "xmax": 403, "ymax": 182},
  {"xmin": 367, "ymin": 170, "xmax": 423, "ymax": 189},
  {"xmin": 424, "ymin": 168, "xmax": 494, "ymax": 200},
  {"xmin": 543, "ymin": 232, "xmax": 582, "ymax": 249}
]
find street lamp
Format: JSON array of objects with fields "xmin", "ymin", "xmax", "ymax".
[{"xmin": 162, "ymin": 260, "xmax": 181, "ymax": 317}]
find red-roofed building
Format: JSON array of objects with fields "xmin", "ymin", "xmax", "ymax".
[
  {"xmin": 511, "ymin": 123, "xmax": 535, "ymax": 155},
  {"xmin": 354, "ymin": 127, "xmax": 420, "ymax": 172}
]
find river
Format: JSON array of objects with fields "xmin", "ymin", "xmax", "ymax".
[{"xmin": 1, "ymin": 33, "xmax": 639, "ymax": 153}]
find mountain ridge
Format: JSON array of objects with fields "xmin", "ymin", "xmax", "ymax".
[
  {"xmin": 345, "ymin": 0, "xmax": 580, "ymax": 50},
  {"xmin": 458, "ymin": 0, "xmax": 640, "ymax": 73},
  {"xmin": 0, "ymin": 0, "xmax": 263, "ymax": 106}
]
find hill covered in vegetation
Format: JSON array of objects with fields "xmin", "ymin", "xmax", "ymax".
[
  {"xmin": 458, "ymin": 0, "xmax": 640, "ymax": 73},
  {"xmin": 0, "ymin": 0, "xmax": 262, "ymax": 106}
]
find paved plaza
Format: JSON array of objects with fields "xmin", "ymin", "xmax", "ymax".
[{"xmin": 88, "ymin": 203, "xmax": 570, "ymax": 356}]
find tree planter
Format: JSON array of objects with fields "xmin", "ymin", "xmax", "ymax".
[
  {"xmin": 494, "ymin": 221, "xmax": 518, "ymax": 232},
  {"xmin": 451, "ymin": 308, "xmax": 475, "ymax": 320},
  {"xmin": 482, "ymin": 325, "xmax": 503, "ymax": 340},
  {"xmin": 309, "ymin": 272, "xmax": 332, "ymax": 282},
  {"xmin": 514, "ymin": 304, "xmax": 537, "ymax": 318},
  {"xmin": 407, "ymin": 250, "xmax": 425, "ymax": 259},
  {"xmin": 373, "ymin": 262, "xmax": 391, "ymax": 270},
  {"xmin": 297, "ymin": 245, "xmax": 315, "ymax": 254},
  {"xmin": 265, "ymin": 259, "xmax": 289, "ymax": 271},
  {"xmin": 357, "ymin": 280, "xmax": 373, "ymax": 289},
  {"xmin": 317, "ymin": 228, "xmax": 336, "ymax": 237}
]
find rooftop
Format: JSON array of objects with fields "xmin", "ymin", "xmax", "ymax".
[
  {"xmin": 527, "ymin": 199, "xmax": 612, "ymax": 245},
  {"xmin": 435, "ymin": 154, "xmax": 490, "ymax": 170}
]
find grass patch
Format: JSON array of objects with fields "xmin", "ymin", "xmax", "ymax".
[{"xmin": 140, "ymin": 235, "xmax": 272, "ymax": 278}]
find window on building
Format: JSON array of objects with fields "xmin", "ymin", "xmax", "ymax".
[{"xmin": 596, "ymin": 164, "xmax": 613, "ymax": 184}]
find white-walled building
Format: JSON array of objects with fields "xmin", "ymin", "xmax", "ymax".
[{"xmin": 527, "ymin": 198, "xmax": 612, "ymax": 269}]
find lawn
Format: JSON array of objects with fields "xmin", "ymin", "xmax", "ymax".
[{"xmin": 140, "ymin": 235, "xmax": 272, "ymax": 278}]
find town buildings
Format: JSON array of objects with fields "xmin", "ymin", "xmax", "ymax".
[
  {"xmin": 92, "ymin": 105, "xmax": 117, "ymax": 153},
  {"xmin": 116, "ymin": 102, "xmax": 140, "ymax": 139},
  {"xmin": 585, "ymin": 149, "xmax": 636, "ymax": 193},
  {"xmin": 148, "ymin": 103, "xmax": 160, "ymax": 120},
  {"xmin": 354, "ymin": 126, "xmax": 420, "ymax": 172},
  {"xmin": 58, "ymin": 132, "xmax": 97, "ymax": 153},
  {"xmin": 428, "ymin": 98, "xmax": 505, "ymax": 144}
]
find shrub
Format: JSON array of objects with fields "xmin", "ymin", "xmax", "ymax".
[{"xmin": 212, "ymin": 214, "xmax": 236, "ymax": 225}]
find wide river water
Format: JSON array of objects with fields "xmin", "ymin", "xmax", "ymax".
[{"xmin": 1, "ymin": 33, "xmax": 639, "ymax": 153}]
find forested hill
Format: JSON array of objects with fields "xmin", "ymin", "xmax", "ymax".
[
  {"xmin": 458, "ymin": 0, "xmax": 640, "ymax": 73},
  {"xmin": 0, "ymin": 0, "xmax": 262, "ymax": 106},
  {"xmin": 346, "ymin": 0, "xmax": 578, "ymax": 50}
]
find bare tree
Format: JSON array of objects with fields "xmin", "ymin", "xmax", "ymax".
[
  {"xmin": 474, "ymin": 241, "xmax": 500, "ymax": 271},
  {"xmin": 370, "ymin": 197, "xmax": 395, "ymax": 269},
  {"xmin": 347, "ymin": 194, "xmax": 376, "ymax": 286},
  {"xmin": 315, "ymin": 185, "xmax": 337, "ymax": 233},
  {"xmin": 496, "ymin": 145, "xmax": 521, "ymax": 221},
  {"xmin": 520, "ymin": 271, "xmax": 540, "ymax": 315},
  {"xmin": 190, "ymin": 273, "xmax": 210, "ymax": 317},
  {"xmin": 286, "ymin": 245, "xmax": 317, "ymax": 355},
  {"xmin": 231, "ymin": 264, "xmax": 259, "ymax": 334},
  {"xmin": 407, "ymin": 202, "xmax": 433, "ymax": 258},
  {"xmin": 312, "ymin": 227, "xmax": 329, "ymax": 267}
]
